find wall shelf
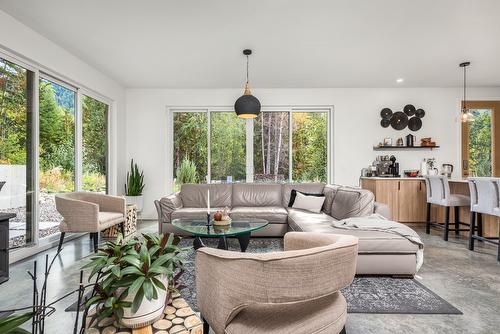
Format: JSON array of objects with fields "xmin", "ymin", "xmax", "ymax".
[{"xmin": 373, "ymin": 145, "xmax": 440, "ymax": 151}]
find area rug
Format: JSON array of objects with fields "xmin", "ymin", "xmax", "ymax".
[
  {"xmin": 176, "ymin": 238, "xmax": 462, "ymax": 315},
  {"xmin": 66, "ymin": 237, "xmax": 461, "ymax": 315}
]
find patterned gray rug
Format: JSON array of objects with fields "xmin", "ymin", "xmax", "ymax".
[{"xmin": 177, "ymin": 237, "xmax": 462, "ymax": 315}]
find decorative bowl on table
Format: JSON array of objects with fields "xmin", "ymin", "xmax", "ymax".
[
  {"xmin": 404, "ymin": 170, "xmax": 419, "ymax": 177},
  {"xmin": 213, "ymin": 218, "xmax": 232, "ymax": 226}
]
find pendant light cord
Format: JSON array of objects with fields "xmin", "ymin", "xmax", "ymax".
[{"xmin": 246, "ymin": 55, "xmax": 249, "ymax": 85}]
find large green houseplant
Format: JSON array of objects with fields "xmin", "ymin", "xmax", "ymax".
[
  {"xmin": 125, "ymin": 159, "xmax": 145, "ymax": 212},
  {"xmin": 84, "ymin": 233, "xmax": 188, "ymax": 328}
]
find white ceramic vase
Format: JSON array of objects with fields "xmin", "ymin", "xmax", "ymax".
[
  {"xmin": 119, "ymin": 275, "xmax": 169, "ymax": 328},
  {"xmin": 125, "ymin": 195, "xmax": 144, "ymax": 212}
]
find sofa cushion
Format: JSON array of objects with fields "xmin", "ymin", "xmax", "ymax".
[
  {"xmin": 282, "ymin": 183, "xmax": 325, "ymax": 207},
  {"xmin": 322, "ymin": 184, "xmax": 339, "ymax": 215},
  {"xmin": 330, "ymin": 187, "xmax": 374, "ymax": 220},
  {"xmin": 171, "ymin": 207, "xmax": 226, "ymax": 221},
  {"xmin": 230, "ymin": 206, "xmax": 288, "ymax": 224},
  {"xmin": 287, "ymin": 208, "xmax": 418, "ymax": 253},
  {"xmin": 232, "ymin": 183, "xmax": 282, "ymax": 207},
  {"xmin": 180, "ymin": 184, "xmax": 232, "ymax": 208},
  {"xmin": 291, "ymin": 192, "xmax": 325, "ymax": 213},
  {"xmin": 99, "ymin": 212, "xmax": 123, "ymax": 224}
]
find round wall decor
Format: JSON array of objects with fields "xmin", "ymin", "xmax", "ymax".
[{"xmin": 379, "ymin": 104, "xmax": 425, "ymax": 131}]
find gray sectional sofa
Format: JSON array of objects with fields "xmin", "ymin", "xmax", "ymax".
[{"xmin": 155, "ymin": 183, "xmax": 420, "ymax": 276}]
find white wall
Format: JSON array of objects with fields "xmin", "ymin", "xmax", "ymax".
[
  {"xmin": 125, "ymin": 87, "xmax": 500, "ymax": 219},
  {"xmin": 0, "ymin": 10, "xmax": 126, "ymax": 195}
]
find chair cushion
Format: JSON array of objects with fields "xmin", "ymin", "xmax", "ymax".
[
  {"xmin": 180, "ymin": 184, "xmax": 232, "ymax": 208},
  {"xmin": 225, "ymin": 292, "xmax": 346, "ymax": 334},
  {"xmin": 230, "ymin": 206, "xmax": 288, "ymax": 224},
  {"xmin": 171, "ymin": 207, "xmax": 225, "ymax": 221},
  {"xmin": 98, "ymin": 212, "xmax": 123, "ymax": 224},
  {"xmin": 232, "ymin": 183, "xmax": 282, "ymax": 207},
  {"xmin": 287, "ymin": 208, "xmax": 418, "ymax": 253},
  {"xmin": 449, "ymin": 194, "xmax": 470, "ymax": 207}
]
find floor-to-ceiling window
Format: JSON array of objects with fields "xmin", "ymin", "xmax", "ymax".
[
  {"xmin": 82, "ymin": 95, "xmax": 109, "ymax": 193},
  {"xmin": 170, "ymin": 107, "xmax": 332, "ymax": 186},
  {"xmin": 38, "ymin": 78, "xmax": 76, "ymax": 241},
  {"xmin": 0, "ymin": 57, "xmax": 35, "ymax": 248}
]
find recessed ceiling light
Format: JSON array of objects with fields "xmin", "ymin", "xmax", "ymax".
[{"xmin": 396, "ymin": 78, "xmax": 404, "ymax": 83}]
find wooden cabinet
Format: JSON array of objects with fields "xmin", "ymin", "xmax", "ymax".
[{"xmin": 361, "ymin": 178, "xmax": 427, "ymax": 223}]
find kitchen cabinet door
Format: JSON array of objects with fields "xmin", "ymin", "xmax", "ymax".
[
  {"xmin": 375, "ymin": 180, "xmax": 400, "ymax": 221},
  {"xmin": 398, "ymin": 180, "xmax": 427, "ymax": 222}
]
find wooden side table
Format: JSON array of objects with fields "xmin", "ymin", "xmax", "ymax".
[
  {"xmin": 86, "ymin": 292, "xmax": 203, "ymax": 334},
  {"xmin": 102, "ymin": 204, "xmax": 138, "ymax": 239}
]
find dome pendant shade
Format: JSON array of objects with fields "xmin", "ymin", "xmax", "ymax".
[
  {"xmin": 235, "ymin": 49, "xmax": 261, "ymax": 118},
  {"xmin": 235, "ymin": 83, "xmax": 261, "ymax": 118}
]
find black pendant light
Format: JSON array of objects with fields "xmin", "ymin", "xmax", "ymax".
[
  {"xmin": 234, "ymin": 49, "xmax": 261, "ymax": 118},
  {"xmin": 460, "ymin": 61, "xmax": 473, "ymax": 123}
]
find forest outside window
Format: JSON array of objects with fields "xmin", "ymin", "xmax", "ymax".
[{"xmin": 171, "ymin": 107, "xmax": 332, "ymax": 187}]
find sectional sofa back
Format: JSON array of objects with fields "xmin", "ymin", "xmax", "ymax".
[
  {"xmin": 177, "ymin": 182, "xmax": 374, "ymax": 218},
  {"xmin": 180, "ymin": 184, "xmax": 232, "ymax": 208},
  {"xmin": 232, "ymin": 183, "xmax": 282, "ymax": 207}
]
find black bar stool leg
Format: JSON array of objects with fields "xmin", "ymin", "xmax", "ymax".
[
  {"xmin": 443, "ymin": 206, "xmax": 450, "ymax": 241},
  {"xmin": 57, "ymin": 232, "xmax": 65, "ymax": 254},
  {"xmin": 454, "ymin": 206, "xmax": 459, "ymax": 235},
  {"xmin": 425, "ymin": 203, "xmax": 431, "ymax": 234},
  {"xmin": 202, "ymin": 315, "xmax": 209, "ymax": 334},
  {"xmin": 477, "ymin": 213, "xmax": 483, "ymax": 241},
  {"xmin": 497, "ymin": 242, "xmax": 500, "ymax": 262},
  {"xmin": 468, "ymin": 211, "xmax": 476, "ymax": 251}
]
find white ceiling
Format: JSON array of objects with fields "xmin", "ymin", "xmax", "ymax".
[{"xmin": 1, "ymin": 0, "xmax": 499, "ymax": 88}]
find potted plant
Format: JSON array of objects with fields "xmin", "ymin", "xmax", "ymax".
[
  {"xmin": 125, "ymin": 159, "xmax": 145, "ymax": 212},
  {"xmin": 84, "ymin": 233, "xmax": 188, "ymax": 328}
]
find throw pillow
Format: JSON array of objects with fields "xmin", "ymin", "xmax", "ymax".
[
  {"xmin": 292, "ymin": 192, "xmax": 326, "ymax": 213},
  {"xmin": 288, "ymin": 189, "xmax": 325, "ymax": 207}
]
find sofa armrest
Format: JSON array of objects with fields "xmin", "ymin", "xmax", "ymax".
[
  {"xmin": 374, "ymin": 201, "xmax": 391, "ymax": 219},
  {"xmin": 156, "ymin": 192, "xmax": 182, "ymax": 228}
]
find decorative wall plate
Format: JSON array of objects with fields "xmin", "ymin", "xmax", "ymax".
[
  {"xmin": 415, "ymin": 108, "xmax": 425, "ymax": 118},
  {"xmin": 380, "ymin": 108, "xmax": 393, "ymax": 119},
  {"xmin": 380, "ymin": 118, "xmax": 391, "ymax": 128},
  {"xmin": 408, "ymin": 117, "xmax": 422, "ymax": 131},
  {"xmin": 403, "ymin": 104, "xmax": 416, "ymax": 116},
  {"xmin": 390, "ymin": 112, "xmax": 409, "ymax": 130}
]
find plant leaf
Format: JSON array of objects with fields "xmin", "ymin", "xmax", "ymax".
[
  {"xmin": 0, "ymin": 313, "xmax": 34, "ymax": 333},
  {"xmin": 131, "ymin": 286, "xmax": 144, "ymax": 314},
  {"xmin": 129, "ymin": 276, "xmax": 146, "ymax": 293}
]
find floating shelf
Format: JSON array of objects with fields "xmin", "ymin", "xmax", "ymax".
[{"xmin": 373, "ymin": 145, "xmax": 440, "ymax": 151}]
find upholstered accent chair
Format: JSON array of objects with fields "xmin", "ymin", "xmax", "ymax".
[
  {"xmin": 195, "ymin": 232, "xmax": 358, "ymax": 334},
  {"xmin": 55, "ymin": 192, "xmax": 126, "ymax": 252}
]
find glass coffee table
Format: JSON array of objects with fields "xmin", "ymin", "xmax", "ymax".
[{"xmin": 171, "ymin": 218, "xmax": 268, "ymax": 252}]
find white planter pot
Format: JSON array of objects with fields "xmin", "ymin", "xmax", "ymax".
[
  {"xmin": 125, "ymin": 195, "xmax": 144, "ymax": 212},
  {"xmin": 119, "ymin": 275, "xmax": 169, "ymax": 328}
]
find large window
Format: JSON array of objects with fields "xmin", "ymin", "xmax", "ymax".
[
  {"xmin": 0, "ymin": 51, "xmax": 112, "ymax": 254},
  {"xmin": 171, "ymin": 107, "xmax": 331, "ymax": 186},
  {"xmin": 38, "ymin": 78, "xmax": 76, "ymax": 240},
  {"xmin": 0, "ymin": 57, "xmax": 35, "ymax": 248},
  {"xmin": 210, "ymin": 112, "xmax": 246, "ymax": 183},
  {"xmin": 82, "ymin": 95, "xmax": 109, "ymax": 193}
]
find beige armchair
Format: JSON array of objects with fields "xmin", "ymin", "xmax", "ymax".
[
  {"xmin": 195, "ymin": 232, "xmax": 358, "ymax": 334},
  {"xmin": 55, "ymin": 192, "xmax": 126, "ymax": 252}
]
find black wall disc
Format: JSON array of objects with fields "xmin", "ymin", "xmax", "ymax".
[
  {"xmin": 380, "ymin": 108, "xmax": 393, "ymax": 119},
  {"xmin": 408, "ymin": 117, "xmax": 422, "ymax": 131},
  {"xmin": 415, "ymin": 108, "xmax": 425, "ymax": 118},
  {"xmin": 381, "ymin": 119, "xmax": 390, "ymax": 128},
  {"xmin": 404, "ymin": 104, "xmax": 416, "ymax": 116},
  {"xmin": 390, "ymin": 111, "xmax": 408, "ymax": 130}
]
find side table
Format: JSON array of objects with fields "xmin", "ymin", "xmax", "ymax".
[
  {"xmin": 86, "ymin": 292, "xmax": 203, "ymax": 334},
  {"xmin": 102, "ymin": 204, "xmax": 138, "ymax": 239}
]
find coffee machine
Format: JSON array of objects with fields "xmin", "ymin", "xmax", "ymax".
[
  {"xmin": 441, "ymin": 164, "xmax": 453, "ymax": 178},
  {"xmin": 373, "ymin": 155, "xmax": 400, "ymax": 177}
]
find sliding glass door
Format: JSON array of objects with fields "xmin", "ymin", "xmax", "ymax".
[
  {"xmin": 170, "ymin": 107, "xmax": 332, "ymax": 186},
  {"xmin": 0, "ymin": 57, "xmax": 35, "ymax": 248}
]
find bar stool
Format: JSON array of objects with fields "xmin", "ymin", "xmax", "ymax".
[
  {"xmin": 424, "ymin": 175, "xmax": 471, "ymax": 241},
  {"xmin": 468, "ymin": 177, "xmax": 500, "ymax": 262}
]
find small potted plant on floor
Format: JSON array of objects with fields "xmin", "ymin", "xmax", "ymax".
[
  {"xmin": 125, "ymin": 159, "xmax": 145, "ymax": 212},
  {"xmin": 84, "ymin": 233, "xmax": 188, "ymax": 328}
]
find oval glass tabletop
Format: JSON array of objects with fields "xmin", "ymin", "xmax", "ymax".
[{"xmin": 171, "ymin": 218, "xmax": 269, "ymax": 237}]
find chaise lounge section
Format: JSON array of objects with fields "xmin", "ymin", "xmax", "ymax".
[{"xmin": 155, "ymin": 182, "xmax": 421, "ymax": 276}]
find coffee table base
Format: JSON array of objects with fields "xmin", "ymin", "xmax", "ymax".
[{"xmin": 193, "ymin": 232, "xmax": 251, "ymax": 252}]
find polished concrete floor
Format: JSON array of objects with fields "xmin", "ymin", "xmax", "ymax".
[{"xmin": 0, "ymin": 221, "xmax": 499, "ymax": 333}]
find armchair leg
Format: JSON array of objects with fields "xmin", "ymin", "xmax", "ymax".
[
  {"xmin": 202, "ymin": 315, "xmax": 209, "ymax": 334},
  {"xmin": 120, "ymin": 222, "xmax": 125, "ymax": 237},
  {"xmin": 91, "ymin": 232, "xmax": 99, "ymax": 252},
  {"xmin": 57, "ymin": 232, "xmax": 65, "ymax": 254},
  {"xmin": 340, "ymin": 326, "xmax": 346, "ymax": 334}
]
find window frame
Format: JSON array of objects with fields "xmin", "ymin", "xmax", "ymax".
[
  {"xmin": 0, "ymin": 47, "xmax": 114, "ymax": 261},
  {"xmin": 167, "ymin": 105, "xmax": 334, "ymax": 190}
]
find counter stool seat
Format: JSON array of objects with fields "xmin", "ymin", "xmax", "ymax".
[{"xmin": 424, "ymin": 176, "xmax": 472, "ymax": 241}]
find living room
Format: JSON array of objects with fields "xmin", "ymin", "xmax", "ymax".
[{"xmin": 0, "ymin": 1, "xmax": 499, "ymax": 333}]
